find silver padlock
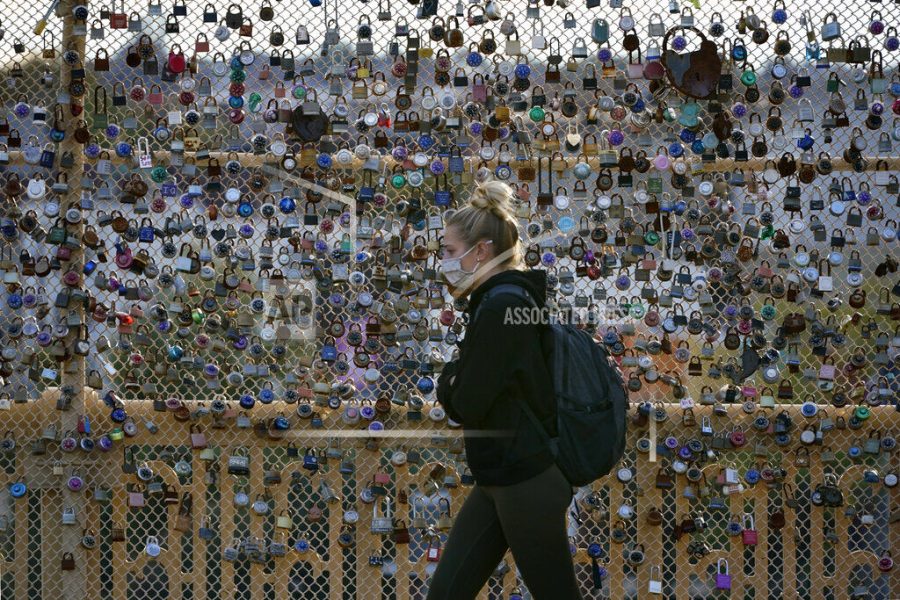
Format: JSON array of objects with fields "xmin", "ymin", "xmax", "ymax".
[{"xmin": 648, "ymin": 565, "xmax": 663, "ymax": 594}]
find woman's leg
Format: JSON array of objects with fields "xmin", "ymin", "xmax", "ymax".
[
  {"xmin": 425, "ymin": 485, "xmax": 510, "ymax": 600},
  {"xmin": 487, "ymin": 464, "xmax": 583, "ymax": 600}
]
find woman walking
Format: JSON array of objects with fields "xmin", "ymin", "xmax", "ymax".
[{"xmin": 427, "ymin": 181, "xmax": 583, "ymax": 600}]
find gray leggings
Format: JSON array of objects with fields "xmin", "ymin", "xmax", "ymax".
[{"xmin": 425, "ymin": 463, "xmax": 583, "ymax": 600}]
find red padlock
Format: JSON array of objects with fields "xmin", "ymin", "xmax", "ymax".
[
  {"xmin": 878, "ymin": 550, "xmax": 894, "ymax": 572},
  {"xmin": 741, "ymin": 514, "xmax": 758, "ymax": 545},
  {"xmin": 151, "ymin": 195, "xmax": 167, "ymax": 213},
  {"xmin": 729, "ymin": 426, "xmax": 747, "ymax": 447},
  {"xmin": 229, "ymin": 108, "xmax": 245, "ymax": 124},
  {"xmin": 439, "ymin": 306, "xmax": 455, "ymax": 326},
  {"xmin": 130, "ymin": 82, "xmax": 146, "ymax": 102},
  {"xmin": 425, "ymin": 535, "xmax": 442, "ymax": 562},
  {"xmin": 167, "ymin": 44, "xmax": 187, "ymax": 74}
]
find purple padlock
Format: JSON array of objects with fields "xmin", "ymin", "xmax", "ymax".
[
  {"xmin": 60, "ymin": 432, "xmax": 78, "ymax": 452},
  {"xmin": 715, "ymin": 559, "xmax": 731, "ymax": 589},
  {"xmin": 67, "ymin": 471, "xmax": 85, "ymax": 492}
]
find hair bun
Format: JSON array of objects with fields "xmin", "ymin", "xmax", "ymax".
[{"xmin": 470, "ymin": 181, "xmax": 515, "ymax": 218}]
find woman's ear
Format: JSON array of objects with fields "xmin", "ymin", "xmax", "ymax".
[{"xmin": 477, "ymin": 239, "xmax": 495, "ymax": 263}]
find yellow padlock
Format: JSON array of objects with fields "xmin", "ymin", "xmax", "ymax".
[{"xmin": 276, "ymin": 509, "xmax": 293, "ymax": 530}]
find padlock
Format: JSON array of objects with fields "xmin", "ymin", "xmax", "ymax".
[
  {"xmin": 61, "ymin": 506, "xmax": 77, "ymax": 525},
  {"xmin": 302, "ymin": 447, "xmax": 319, "ymax": 471},
  {"xmin": 715, "ymin": 559, "xmax": 732, "ymax": 589},
  {"xmin": 742, "ymin": 514, "xmax": 758, "ymax": 544},
  {"xmin": 425, "ymin": 534, "xmax": 442, "ymax": 561},
  {"xmin": 227, "ymin": 447, "xmax": 250, "ymax": 475},
  {"xmin": 190, "ymin": 425, "xmax": 207, "ymax": 449},
  {"xmin": 371, "ymin": 497, "xmax": 393, "ymax": 534},
  {"xmin": 276, "ymin": 509, "xmax": 293, "ymax": 530},
  {"xmin": 864, "ymin": 431, "xmax": 881, "ymax": 455},
  {"xmin": 648, "ymin": 565, "xmax": 663, "ymax": 594}
]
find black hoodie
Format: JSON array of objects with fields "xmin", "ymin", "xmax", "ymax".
[{"xmin": 436, "ymin": 268, "xmax": 557, "ymax": 486}]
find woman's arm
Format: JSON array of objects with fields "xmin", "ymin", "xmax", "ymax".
[
  {"xmin": 436, "ymin": 359, "xmax": 462, "ymax": 422},
  {"xmin": 436, "ymin": 303, "xmax": 532, "ymax": 425}
]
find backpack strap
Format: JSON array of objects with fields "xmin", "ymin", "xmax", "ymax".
[{"xmin": 471, "ymin": 283, "xmax": 537, "ymax": 324}]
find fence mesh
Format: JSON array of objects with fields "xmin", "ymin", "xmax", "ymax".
[{"xmin": 0, "ymin": 0, "xmax": 897, "ymax": 597}]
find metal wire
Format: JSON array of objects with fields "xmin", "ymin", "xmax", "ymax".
[{"xmin": 0, "ymin": 0, "xmax": 897, "ymax": 598}]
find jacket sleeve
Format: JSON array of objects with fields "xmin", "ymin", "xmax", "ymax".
[
  {"xmin": 436, "ymin": 302, "xmax": 533, "ymax": 425},
  {"xmin": 435, "ymin": 359, "xmax": 462, "ymax": 422}
]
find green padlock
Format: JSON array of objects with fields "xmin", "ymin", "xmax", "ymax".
[
  {"xmin": 150, "ymin": 166, "xmax": 168, "ymax": 183},
  {"xmin": 528, "ymin": 105, "xmax": 545, "ymax": 122},
  {"xmin": 740, "ymin": 67, "xmax": 757, "ymax": 87},
  {"xmin": 390, "ymin": 173, "xmax": 406, "ymax": 189},
  {"xmin": 248, "ymin": 92, "xmax": 262, "ymax": 112},
  {"xmin": 630, "ymin": 301, "xmax": 646, "ymax": 318}
]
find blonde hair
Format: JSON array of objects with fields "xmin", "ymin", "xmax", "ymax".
[{"xmin": 445, "ymin": 180, "xmax": 525, "ymax": 270}]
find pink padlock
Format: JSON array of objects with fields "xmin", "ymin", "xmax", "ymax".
[
  {"xmin": 653, "ymin": 149, "xmax": 670, "ymax": 170},
  {"xmin": 115, "ymin": 246, "xmax": 133, "ymax": 269}
]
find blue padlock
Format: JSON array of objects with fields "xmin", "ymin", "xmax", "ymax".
[
  {"xmin": 279, "ymin": 196, "xmax": 296, "ymax": 213},
  {"xmin": 9, "ymin": 481, "xmax": 27, "ymax": 498},
  {"xmin": 303, "ymin": 448, "xmax": 319, "ymax": 471},
  {"xmin": 416, "ymin": 377, "xmax": 435, "ymax": 394},
  {"xmin": 259, "ymin": 386, "xmax": 275, "ymax": 405},
  {"xmin": 7, "ymin": 291, "xmax": 22, "ymax": 309}
]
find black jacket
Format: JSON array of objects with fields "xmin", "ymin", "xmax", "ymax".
[{"xmin": 436, "ymin": 268, "xmax": 557, "ymax": 486}]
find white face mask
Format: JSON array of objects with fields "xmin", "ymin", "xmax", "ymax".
[{"xmin": 440, "ymin": 240, "xmax": 491, "ymax": 287}]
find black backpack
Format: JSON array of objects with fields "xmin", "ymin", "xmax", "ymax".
[{"xmin": 474, "ymin": 283, "xmax": 629, "ymax": 487}]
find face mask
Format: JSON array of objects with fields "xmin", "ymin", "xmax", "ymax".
[{"xmin": 440, "ymin": 240, "xmax": 491, "ymax": 287}]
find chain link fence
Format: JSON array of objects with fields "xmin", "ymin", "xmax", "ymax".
[{"xmin": 0, "ymin": 0, "xmax": 897, "ymax": 597}]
